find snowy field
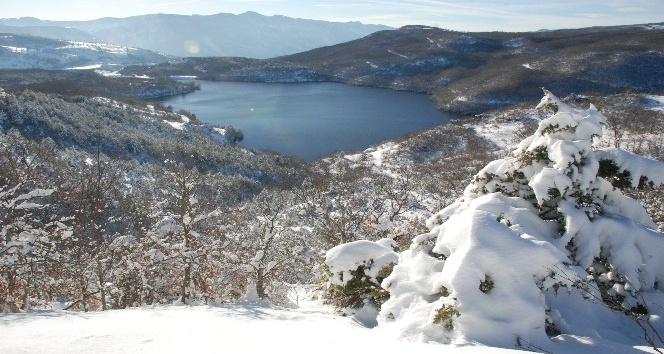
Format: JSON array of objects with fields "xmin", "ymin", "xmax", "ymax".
[
  {"xmin": 0, "ymin": 299, "xmax": 521, "ymax": 354},
  {"xmin": 0, "ymin": 299, "xmax": 658, "ymax": 354}
]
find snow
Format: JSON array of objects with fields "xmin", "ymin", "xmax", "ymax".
[
  {"xmin": 644, "ymin": 95, "xmax": 664, "ymax": 112},
  {"xmin": 505, "ymin": 38, "xmax": 526, "ymax": 48},
  {"xmin": 1, "ymin": 45, "xmax": 27, "ymax": 53},
  {"xmin": 164, "ymin": 120, "xmax": 186, "ymax": 130},
  {"xmin": 345, "ymin": 141, "xmax": 399, "ymax": 168},
  {"xmin": 66, "ymin": 63, "xmax": 103, "ymax": 70},
  {"xmin": 325, "ymin": 238, "xmax": 398, "ymax": 286},
  {"xmin": 377, "ymin": 90, "xmax": 664, "ymax": 352},
  {"xmin": 474, "ymin": 120, "xmax": 524, "ymax": 150},
  {"xmin": 595, "ymin": 147, "xmax": 664, "ymax": 187},
  {"xmin": 387, "ymin": 49, "xmax": 409, "ymax": 59},
  {"xmin": 95, "ymin": 70, "xmax": 122, "ymax": 77},
  {"xmin": 57, "ymin": 41, "xmax": 131, "ymax": 54},
  {"xmin": 0, "ymin": 300, "xmax": 537, "ymax": 354}
]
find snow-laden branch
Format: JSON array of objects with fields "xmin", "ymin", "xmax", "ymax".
[{"xmin": 595, "ymin": 148, "xmax": 664, "ymax": 188}]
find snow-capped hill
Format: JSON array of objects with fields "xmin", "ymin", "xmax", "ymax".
[{"xmin": 0, "ymin": 33, "xmax": 170, "ymax": 70}]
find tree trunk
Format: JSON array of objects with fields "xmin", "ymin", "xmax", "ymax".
[
  {"xmin": 4, "ymin": 270, "xmax": 20, "ymax": 312},
  {"xmin": 97, "ymin": 258, "xmax": 107, "ymax": 310},
  {"xmin": 181, "ymin": 261, "xmax": 191, "ymax": 303},
  {"xmin": 255, "ymin": 271, "xmax": 266, "ymax": 299}
]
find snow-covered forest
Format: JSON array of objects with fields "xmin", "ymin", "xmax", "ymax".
[{"xmin": 2, "ymin": 86, "xmax": 664, "ymax": 352}]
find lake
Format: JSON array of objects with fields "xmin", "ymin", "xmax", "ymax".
[{"xmin": 160, "ymin": 81, "xmax": 453, "ymax": 161}]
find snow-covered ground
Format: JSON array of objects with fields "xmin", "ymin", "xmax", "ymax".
[
  {"xmin": 0, "ymin": 298, "xmax": 537, "ymax": 354},
  {"xmin": 1, "ymin": 298, "xmax": 657, "ymax": 353}
]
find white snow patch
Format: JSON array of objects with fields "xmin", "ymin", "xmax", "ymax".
[
  {"xmin": 474, "ymin": 120, "xmax": 523, "ymax": 150},
  {"xmin": 95, "ymin": 70, "xmax": 121, "ymax": 77},
  {"xmin": 504, "ymin": 38, "xmax": 526, "ymax": 47},
  {"xmin": 345, "ymin": 142, "xmax": 398, "ymax": 167},
  {"xmin": 57, "ymin": 41, "xmax": 130, "ymax": 54},
  {"xmin": 1, "ymin": 45, "xmax": 27, "ymax": 53},
  {"xmin": 164, "ymin": 120, "xmax": 186, "ymax": 130},
  {"xmin": 388, "ymin": 49, "xmax": 409, "ymax": 59},
  {"xmin": 67, "ymin": 63, "xmax": 103, "ymax": 70}
]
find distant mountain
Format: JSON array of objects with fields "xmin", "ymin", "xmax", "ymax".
[
  {"xmin": 0, "ymin": 24, "xmax": 94, "ymax": 42},
  {"xmin": 0, "ymin": 33, "xmax": 171, "ymax": 70},
  {"xmin": 0, "ymin": 12, "xmax": 392, "ymax": 59}
]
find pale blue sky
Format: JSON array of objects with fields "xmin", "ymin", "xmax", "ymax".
[{"xmin": 3, "ymin": 0, "xmax": 663, "ymax": 31}]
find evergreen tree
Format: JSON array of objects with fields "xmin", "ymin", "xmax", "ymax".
[{"xmin": 379, "ymin": 90, "xmax": 664, "ymax": 349}]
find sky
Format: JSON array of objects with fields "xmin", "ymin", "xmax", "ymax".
[{"xmin": 1, "ymin": 0, "xmax": 663, "ymax": 32}]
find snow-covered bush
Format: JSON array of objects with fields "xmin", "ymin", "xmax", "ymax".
[
  {"xmin": 324, "ymin": 238, "xmax": 398, "ymax": 323},
  {"xmin": 378, "ymin": 90, "xmax": 664, "ymax": 349}
]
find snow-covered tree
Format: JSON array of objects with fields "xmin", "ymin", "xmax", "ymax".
[
  {"xmin": 145, "ymin": 160, "xmax": 225, "ymax": 304},
  {"xmin": 226, "ymin": 190, "xmax": 314, "ymax": 303},
  {"xmin": 56, "ymin": 144, "xmax": 125, "ymax": 311},
  {"xmin": 324, "ymin": 238, "xmax": 398, "ymax": 326},
  {"xmin": 0, "ymin": 131, "xmax": 66, "ymax": 312},
  {"xmin": 379, "ymin": 90, "xmax": 664, "ymax": 350}
]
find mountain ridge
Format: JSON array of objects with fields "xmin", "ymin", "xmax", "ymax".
[{"xmin": 0, "ymin": 12, "xmax": 392, "ymax": 58}]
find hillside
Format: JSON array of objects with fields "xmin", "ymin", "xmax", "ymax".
[
  {"xmin": 282, "ymin": 24, "xmax": 664, "ymax": 114},
  {"xmin": 0, "ymin": 33, "xmax": 170, "ymax": 70},
  {"xmin": 0, "ymin": 13, "xmax": 391, "ymax": 59}
]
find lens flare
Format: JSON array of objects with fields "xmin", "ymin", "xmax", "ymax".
[{"xmin": 184, "ymin": 40, "xmax": 200, "ymax": 54}]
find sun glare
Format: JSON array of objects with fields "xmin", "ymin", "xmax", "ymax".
[{"xmin": 184, "ymin": 40, "xmax": 201, "ymax": 54}]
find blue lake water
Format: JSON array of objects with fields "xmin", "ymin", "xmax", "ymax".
[{"xmin": 160, "ymin": 81, "xmax": 453, "ymax": 161}]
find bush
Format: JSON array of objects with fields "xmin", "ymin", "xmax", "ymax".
[{"xmin": 323, "ymin": 239, "xmax": 398, "ymax": 312}]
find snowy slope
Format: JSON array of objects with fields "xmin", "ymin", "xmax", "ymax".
[{"xmin": 0, "ymin": 33, "xmax": 170, "ymax": 70}]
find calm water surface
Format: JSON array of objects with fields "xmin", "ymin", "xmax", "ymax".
[{"xmin": 160, "ymin": 81, "xmax": 453, "ymax": 161}]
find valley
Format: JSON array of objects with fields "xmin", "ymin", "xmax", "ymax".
[{"xmin": 1, "ymin": 10, "xmax": 664, "ymax": 354}]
